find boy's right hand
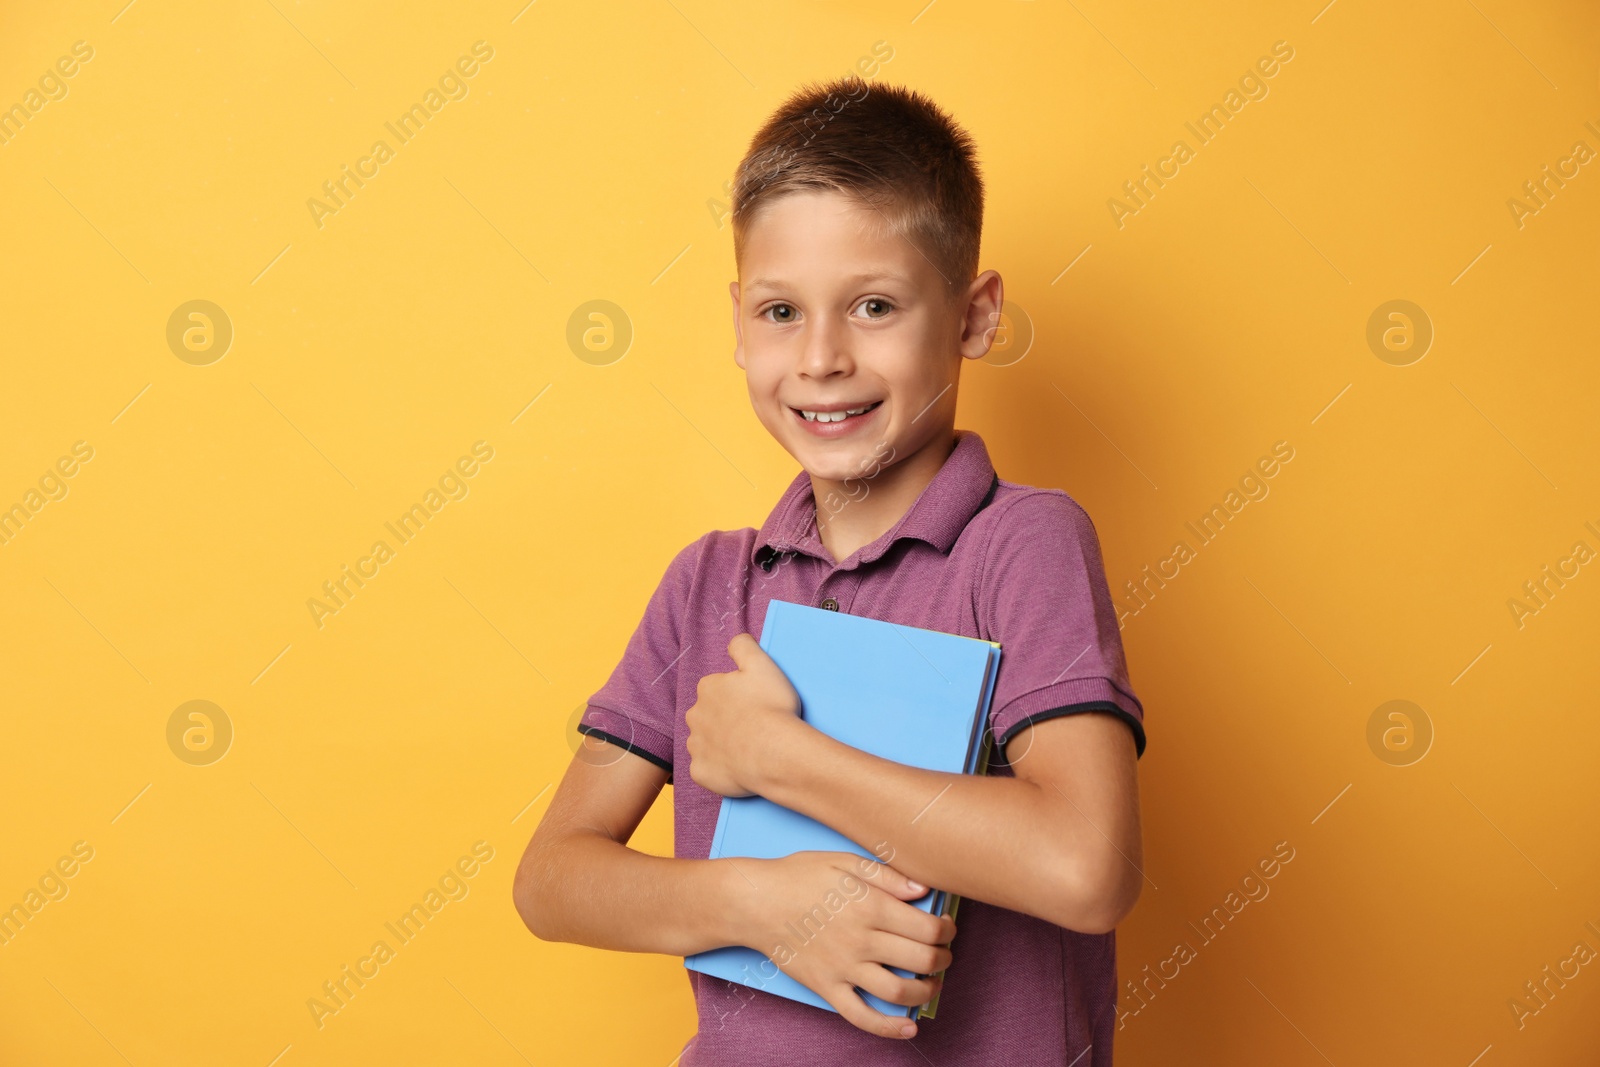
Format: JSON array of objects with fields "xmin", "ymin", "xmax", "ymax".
[{"xmin": 730, "ymin": 850, "xmax": 956, "ymax": 1040}]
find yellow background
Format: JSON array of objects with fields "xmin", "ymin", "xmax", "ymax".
[{"xmin": 2, "ymin": 1, "xmax": 1597, "ymax": 1063}]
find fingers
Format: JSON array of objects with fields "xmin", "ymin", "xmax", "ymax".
[
  {"xmin": 824, "ymin": 854, "xmax": 957, "ymax": 946},
  {"xmin": 870, "ymin": 887, "xmax": 957, "ymax": 948},
  {"xmin": 868, "ymin": 931, "xmax": 954, "ymax": 977},
  {"xmin": 852, "ymin": 961, "xmax": 942, "ymax": 1011},
  {"xmin": 821, "ymin": 983, "xmax": 920, "ymax": 1040},
  {"xmin": 844, "ymin": 856, "xmax": 930, "ymax": 903}
]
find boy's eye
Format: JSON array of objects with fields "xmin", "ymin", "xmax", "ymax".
[
  {"xmin": 856, "ymin": 298, "xmax": 894, "ymax": 319},
  {"xmin": 764, "ymin": 304, "xmax": 797, "ymax": 323}
]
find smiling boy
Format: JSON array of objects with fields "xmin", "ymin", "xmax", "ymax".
[{"xmin": 514, "ymin": 78, "xmax": 1146, "ymax": 1065}]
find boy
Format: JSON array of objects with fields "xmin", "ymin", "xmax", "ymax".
[{"xmin": 514, "ymin": 77, "xmax": 1146, "ymax": 1065}]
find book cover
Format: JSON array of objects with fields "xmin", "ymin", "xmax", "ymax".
[{"xmin": 685, "ymin": 598, "xmax": 1002, "ymax": 1020}]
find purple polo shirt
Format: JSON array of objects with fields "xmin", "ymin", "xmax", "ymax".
[{"xmin": 580, "ymin": 429, "xmax": 1145, "ymax": 1066}]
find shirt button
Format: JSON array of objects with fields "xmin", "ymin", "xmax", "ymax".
[{"xmin": 820, "ymin": 597, "xmax": 839, "ymax": 611}]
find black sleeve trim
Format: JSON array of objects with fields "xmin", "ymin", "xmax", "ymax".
[
  {"xmin": 576, "ymin": 724, "xmax": 674, "ymax": 777},
  {"xmin": 997, "ymin": 701, "xmax": 1147, "ymax": 759}
]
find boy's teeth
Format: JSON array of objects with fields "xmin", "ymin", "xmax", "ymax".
[{"xmin": 801, "ymin": 404, "xmax": 874, "ymax": 423}]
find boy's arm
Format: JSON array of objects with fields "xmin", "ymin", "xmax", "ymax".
[
  {"xmin": 514, "ymin": 742, "xmax": 962, "ymax": 1039},
  {"xmin": 762, "ymin": 711, "xmax": 1143, "ymax": 934},
  {"xmin": 688, "ymin": 636, "xmax": 1145, "ymax": 935},
  {"xmin": 512, "ymin": 749, "xmax": 745, "ymax": 955}
]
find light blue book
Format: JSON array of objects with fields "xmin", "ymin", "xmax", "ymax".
[{"xmin": 684, "ymin": 598, "xmax": 1002, "ymax": 1019}]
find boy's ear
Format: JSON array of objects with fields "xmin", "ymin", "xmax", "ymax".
[
  {"xmin": 729, "ymin": 280, "xmax": 746, "ymax": 369},
  {"xmin": 958, "ymin": 270, "xmax": 1005, "ymax": 361}
]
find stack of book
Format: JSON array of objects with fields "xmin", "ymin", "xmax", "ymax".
[{"xmin": 685, "ymin": 598, "xmax": 1003, "ymax": 1020}]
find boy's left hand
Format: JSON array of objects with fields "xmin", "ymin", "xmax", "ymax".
[{"xmin": 686, "ymin": 633, "xmax": 803, "ymax": 797}]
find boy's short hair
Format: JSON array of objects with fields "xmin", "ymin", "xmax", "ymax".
[{"xmin": 731, "ymin": 76, "xmax": 985, "ymax": 299}]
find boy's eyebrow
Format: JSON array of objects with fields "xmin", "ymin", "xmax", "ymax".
[{"xmin": 743, "ymin": 269, "xmax": 913, "ymax": 292}]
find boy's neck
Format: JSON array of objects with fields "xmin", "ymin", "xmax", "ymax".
[{"xmin": 809, "ymin": 428, "xmax": 960, "ymax": 565}]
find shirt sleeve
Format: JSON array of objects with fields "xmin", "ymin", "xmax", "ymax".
[
  {"xmin": 577, "ymin": 536, "xmax": 703, "ymax": 777},
  {"xmin": 981, "ymin": 491, "xmax": 1146, "ymax": 758}
]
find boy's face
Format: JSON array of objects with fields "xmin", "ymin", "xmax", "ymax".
[{"xmin": 730, "ymin": 190, "xmax": 999, "ymax": 484}]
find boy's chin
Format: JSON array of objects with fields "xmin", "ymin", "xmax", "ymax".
[{"xmin": 784, "ymin": 437, "xmax": 885, "ymax": 483}]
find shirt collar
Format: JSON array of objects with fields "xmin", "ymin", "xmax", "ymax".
[{"xmin": 751, "ymin": 429, "xmax": 999, "ymax": 572}]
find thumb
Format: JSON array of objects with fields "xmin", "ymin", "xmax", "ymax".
[{"xmin": 726, "ymin": 631, "xmax": 764, "ymax": 670}]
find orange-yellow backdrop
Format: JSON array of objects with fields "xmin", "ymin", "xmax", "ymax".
[{"xmin": 2, "ymin": 1, "xmax": 1597, "ymax": 1064}]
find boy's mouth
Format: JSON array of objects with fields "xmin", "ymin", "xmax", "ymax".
[
  {"xmin": 790, "ymin": 399, "xmax": 884, "ymax": 438},
  {"xmin": 790, "ymin": 398, "xmax": 883, "ymax": 422}
]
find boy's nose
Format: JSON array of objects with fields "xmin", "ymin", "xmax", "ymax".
[{"xmin": 798, "ymin": 316, "xmax": 854, "ymax": 378}]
